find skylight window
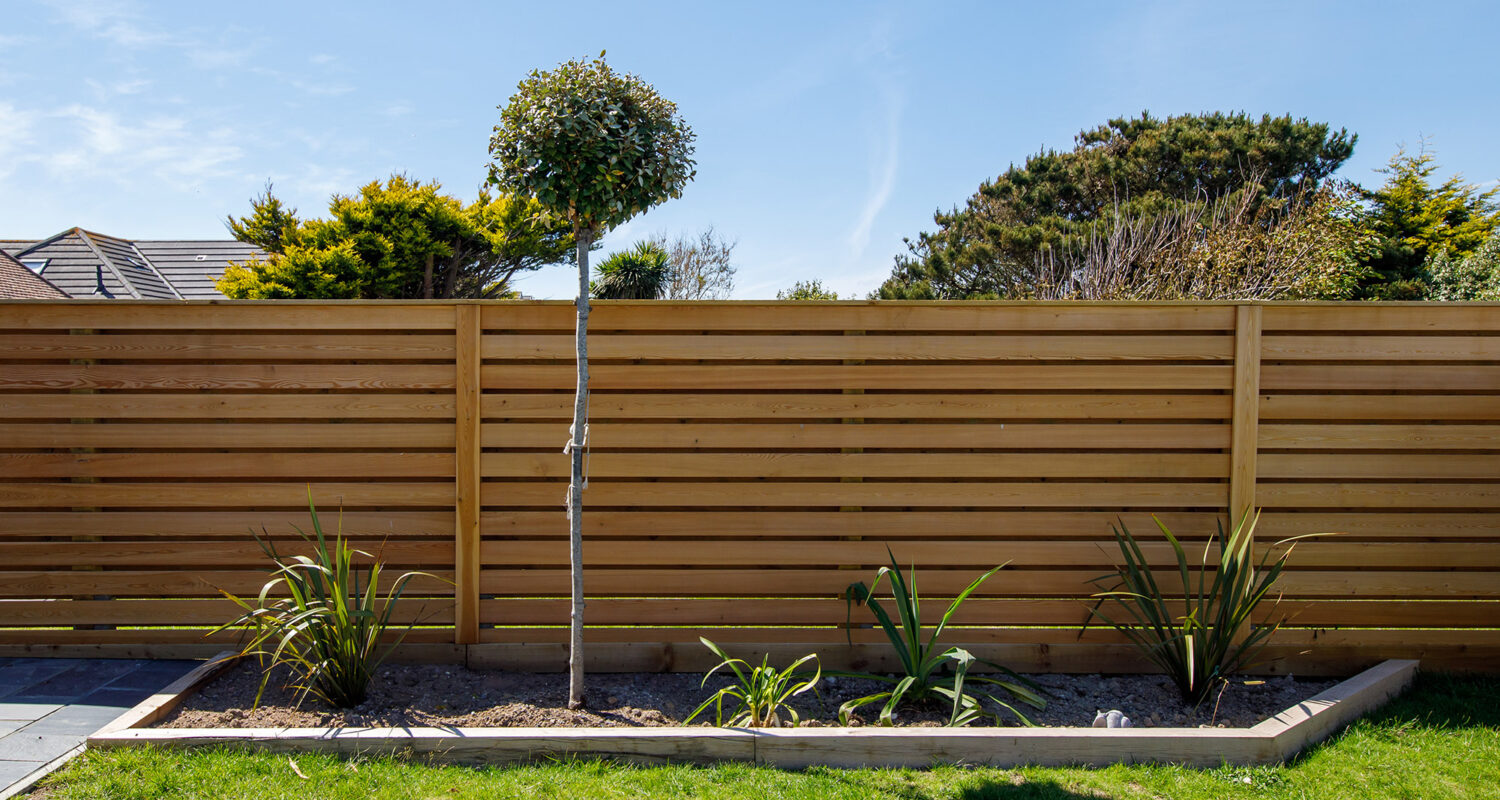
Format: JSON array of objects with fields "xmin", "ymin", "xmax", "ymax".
[{"xmin": 21, "ymin": 259, "xmax": 47, "ymax": 273}]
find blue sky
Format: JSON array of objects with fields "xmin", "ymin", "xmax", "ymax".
[{"xmin": 2, "ymin": 0, "xmax": 1496, "ymax": 299}]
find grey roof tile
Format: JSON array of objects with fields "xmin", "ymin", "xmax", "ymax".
[{"xmin": 2, "ymin": 230, "xmax": 264, "ymax": 300}]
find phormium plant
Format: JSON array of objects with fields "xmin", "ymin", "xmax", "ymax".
[
  {"xmin": 839, "ymin": 548, "xmax": 1045, "ymax": 726},
  {"xmin": 213, "ymin": 491, "xmax": 436, "ymax": 708},
  {"xmin": 1085, "ymin": 511, "xmax": 1321, "ymax": 706},
  {"xmin": 683, "ymin": 637, "xmax": 821, "ymax": 728}
]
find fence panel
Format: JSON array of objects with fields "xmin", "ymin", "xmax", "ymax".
[
  {"xmin": 1, "ymin": 300, "xmax": 1497, "ymax": 671},
  {"xmin": 0, "ymin": 303, "xmax": 459, "ymax": 648}
]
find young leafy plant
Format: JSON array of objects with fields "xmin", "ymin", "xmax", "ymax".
[
  {"xmin": 1085, "ymin": 511, "xmax": 1318, "ymax": 706},
  {"xmin": 683, "ymin": 637, "xmax": 820, "ymax": 728},
  {"xmin": 213, "ymin": 491, "xmax": 435, "ymax": 708},
  {"xmin": 839, "ymin": 548, "xmax": 1045, "ymax": 726}
]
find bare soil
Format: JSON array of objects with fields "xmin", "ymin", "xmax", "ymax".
[{"xmin": 158, "ymin": 661, "xmax": 1337, "ymax": 730}]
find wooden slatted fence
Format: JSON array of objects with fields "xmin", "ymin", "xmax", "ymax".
[{"xmin": 1, "ymin": 300, "xmax": 1496, "ymax": 673}]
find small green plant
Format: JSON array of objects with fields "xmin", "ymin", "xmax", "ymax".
[
  {"xmin": 683, "ymin": 638, "xmax": 820, "ymax": 727},
  {"xmin": 838, "ymin": 548, "xmax": 1044, "ymax": 726},
  {"xmin": 213, "ymin": 491, "xmax": 435, "ymax": 708},
  {"xmin": 1085, "ymin": 511, "xmax": 1318, "ymax": 706}
]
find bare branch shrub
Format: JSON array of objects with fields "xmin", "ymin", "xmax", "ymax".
[
  {"xmin": 655, "ymin": 226, "xmax": 737, "ymax": 299},
  {"xmin": 1033, "ymin": 181, "xmax": 1371, "ymax": 300}
]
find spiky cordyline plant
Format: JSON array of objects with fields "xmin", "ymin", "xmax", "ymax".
[
  {"xmin": 213, "ymin": 492, "xmax": 435, "ymax": 708},
  {"xmin": 839, "ymin": 548, "xmax": 1045, "ymax": 726},
  {"xmin": 683, "ymin": 638, "xmax": 820, "ymax": 728},
  {"xmin": 1086, "ymin": 511, "xmax": 1320, "ymax": 706}
]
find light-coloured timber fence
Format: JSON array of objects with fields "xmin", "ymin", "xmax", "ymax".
[{"xmin": 0, "ymin": 300, "xmax": 1497, "ymax": 674}]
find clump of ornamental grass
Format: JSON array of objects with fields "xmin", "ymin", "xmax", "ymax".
[
  {"xmin": 1086, "ymin": 511, "xmax": 1323, "ymax": 706},
  {"xmin": 838, "ymin": 548, "xmax": 1045, "ymax": 727},
  {"xmin": 213, "ymin": 492, "xmax": 435, "ymax": 708},
  {"xmin": 683, "ymin": 638, "xmax": 820, "ymax": 728}
]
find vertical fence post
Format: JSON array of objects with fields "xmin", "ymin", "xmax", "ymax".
[
  {"xmin": 454, "ymin": 303, "xmax": 482, "ymax": 645},
  {"xmin": 1229, "ymin": 304, "xmax": 1262, "ymax": 526}
]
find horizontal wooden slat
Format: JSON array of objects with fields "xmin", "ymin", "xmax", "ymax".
[
  {"xmin": 0, "ymin": 363, "xmax": 456, "ymax": 390},
  {"xmin": 1257, "ymin": 483, "xmax": 1500, "ymax": 508},
  {"xmin": 0, "ymin": 599, "xmax": 454, "ymax": 626},
  {"xmin": 0, "ymin": 570, "xmax": 455, "ymax": 597},
  {"xmin": 484, "ymin": 364, "xmax": 1234, "ymax": 391},
  {"xmin": 1256, "ymin": 512, "xmax": 1500, "ymax": 539},
  {"xmin": 1261, "ymin": 364, "xmax": 1500, "ymax": 392},
  {"xmin": 1261, "ymin": 335, "xmax": 1500, "ymax": 361},
  {"xmin": 480, "ymin": 303, "xmax": 1240, "ymax": 332},
  {"xmin": 1261, "ymin": 304, "xmax": 1500, "ymax": 332},
  {"xmin": 486, "ymin": 422, "xmax": 1230, "ymax": 449},
  {"xmin": 483, "ymin": 393, "xmax": 1229, "ymax": 420},
  {"xmin": 0, "ymin": 303, "xmax": 458, "ymax": 330},
  {"xmin": 0, "ymin": 333, "xmax": 453, "ymax": 360},
  {"xmin": 0, "ymin": 423, "xmax": 454, "ymax": 448},
  {"xmin": 0, "ymin": 482, "xmax": 453, "ymax": 508},
  {"xmin": 482, "ymin": 481, "xmax": 1227, "ymax": 508},
  {"xmin": 477, "ymin": 569, "xmax": 1500, "ymax": 598},
  {"xmin": 473, "ymin": 598, "xmax": 1500, "ymax": 628},
  {"xmin": 0, "ymin": 393, "xmax": 454, "ymax": 419},
  {"xmin": 0, "ymin": 540, "xmax": 453, "ymax": 567},
  {"xmin": 0, "ymin": 452, "xmax": 454, "ymax": 479},
  {"xmin": 0, "ymin": 510, "xmax": 454, "ymax": 537},
  {"xmin": 480, "ymin": 539, "xmax": 1500, "ymax": 569},
  {"xmin": 483, "ymin": 511, "xmax": 1221, "ymax": 538},
  {"xmin": 1258, "ymin": 424, "xmax": 1500, "ymax": 449},
  {"xmin": 1260, "ymin": 395, "xmax": 1500, "ymax": 421},
  {"xmin": 484, "ymin": 452, "xmax": 1227, "ymax": 479},
  {"xmin": 484, "ymin": 334, "xmax": 1234, "ymax": 361},
  {"xmin": 1259, "ymin": 453, "xmax": 1500, "ymax": 480}
]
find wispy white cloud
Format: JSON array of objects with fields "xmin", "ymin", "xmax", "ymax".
[
  {"xmin": 36, "ymin": 105, "xmax": 244, "ymax": 189},
  {"xmin": 0, "ymin": 102, "xmax": 38, "ymax": 181},
  {"xmin": 289, "ymin": 79, "xmax": 355, "ymax": 97},
  {"xmin": 45, "ymin": 0, "xmax": 173, "ymax": 49},
  {"xmin": 846, "ymin": 86, "xmax": 901, "ymax": 259},
  {"xmin": 310, "ymin": 53, "xmax": 336, "ymax": 65},
  {"xmin": 85, "ymin": 77, "xmax": 151, "ymax": 97},
  {"xmin": 842, "ymin": 14, "xmax": 904, "ymax": 266}
]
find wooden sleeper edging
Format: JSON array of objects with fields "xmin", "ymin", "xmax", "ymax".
[{"xmin": 87, "ymin": 659, "xmax": 1418, "ymax": 769}]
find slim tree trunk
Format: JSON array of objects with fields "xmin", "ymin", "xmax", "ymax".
[
  {"xmin": 422, "ymin": 253, "xmax": 435, "ymax": 299},
  {"xmin": 567, "ymin": 225, "xmax": 591, "ymax": 710}
]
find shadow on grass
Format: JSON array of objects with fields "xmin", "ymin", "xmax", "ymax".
[
  {"xmin": 800, "ymin": 765, "xmax": 1106, "ymax": 800},
  {"xmin": 1284, "ymin": 671, "xmax": 1499, "ymax": 768}
]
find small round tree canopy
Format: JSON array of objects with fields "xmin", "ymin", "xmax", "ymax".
[{"xmin": 488, "ymin": 55, "xmax": 696, "ymax": 236}]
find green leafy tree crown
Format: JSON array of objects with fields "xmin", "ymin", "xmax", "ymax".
[
  {"xmin": 487, "ymin": 54, "xmax": 696, "ymax": 236},
  {"xmin": 1358, "ymin": 144, "xmax": 1500, "ymax": 299},
  {"xmin": 880, "ymin": 112, "xmax": 1356, "ymax": 299},
  {"xmin": 219, "ymin": 175, "xmax": 575, "ymax": 299}
]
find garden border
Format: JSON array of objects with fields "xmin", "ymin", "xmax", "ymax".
[{"xmin": 85, "ymin": 658, "xmax": 1416, "ymax": 768}]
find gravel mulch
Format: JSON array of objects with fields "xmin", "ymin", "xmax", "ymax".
[{"xmin": 158, "ymin": 660, "xmax": 1338, "ymax": 730}]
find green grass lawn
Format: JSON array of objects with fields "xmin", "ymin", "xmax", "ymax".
[{"xmin": 30, "ymin": 673, "xmax": 1500, "ymax": 800}]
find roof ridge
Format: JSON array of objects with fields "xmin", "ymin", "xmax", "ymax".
[
  {"xmin": 128, "ymin": 241, "xmax": 184, "ymax": 300},
  {"xmin": 74, "ymin": 228, "xmax": 139, "ymax": 299}
]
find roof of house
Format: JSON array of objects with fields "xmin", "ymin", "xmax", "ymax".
[
  {"xmin": 134, "ymin": 240, "xmax": 263, "ymax": 299},
  {"xmin": 0, "ymin": 229, "xmax": 262, "ymax": 300},
  {"xmin": 0, "ymin": 248, "xmax": 68, "ymax": 299}
]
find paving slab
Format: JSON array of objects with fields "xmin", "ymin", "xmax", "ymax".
[
  {"xmin": 0, "ymin": 761, "xmax": 45, "ymax": 790},
  {"xmin": 0, "ymin": 704, "xmax": 61, "ymax": 723},
  {"xmin": 0, "ymin": 658, "xmax": 197, "ymax": 799}
]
